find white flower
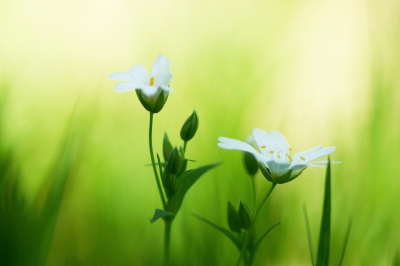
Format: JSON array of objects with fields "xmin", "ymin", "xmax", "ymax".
[
  {"xmin": 109, "ymin": 54, "xmax": 172, "ymax": 112},
  {"xmin": 218, "ymin": 129, "xmax": 340, "ymax": 183}
]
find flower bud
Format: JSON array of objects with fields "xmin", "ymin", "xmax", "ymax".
[
  {"xmin": 227, "ymin": 201, "xmax": 241, "ymax": 233},
  {"xmin": 180, "ymin": 110, "xmax": 199, "ymax": 141},
  {"xmin": 162, "ymin": 171, "xmax": 178, "ymax": 199},
  {"xmin": 177, "ymin": 146, "xmax": 187, "ymax": 175},
  {"xmin": 165, "ymin": 147, "xmax": 183, "ymax": 175},
  {"xmin": 136, "ymin": 90, "xmax": 168, "ymax": 113},
  {"xmin": 238, "ymin": 200, "xmax": 252, "ymax": 230},
  {"xmin": 242, "ymin": 137, "xmax": 259, "ymax": 176},
  {"xmin": 163, "ymin": 133, "xmax": 173, "ymax": 161}
]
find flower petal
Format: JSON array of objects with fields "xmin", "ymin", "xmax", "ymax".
[
  {"xmin": 139, "ymin": 85, "xmax": 159, "ymax": 96},
  {"xmin": 114, "ymin": 82, "xmax": 136, "ymax": 92},
  {"xmin": 130, "ymin": 65, "xmax": 149, "ymax": 86},
  {"xmin": 109, "ymin": 71, "xmax": 134, "ymax": 81},
  {"xmin": 289, "ymin": 163, "xmax": 308, "ymax": 172},
  {"xmin": 218, "ymin": 137, "xmax": 261, "ymax": 157},
  {"xmin": 266, "ymin": 160, "xmax": 291, "ymax": 176},
  {"xmin": 151, "ymin": 54, "xmax": 171, "ymax": 85},
  {"xmin": 307, "ymin": 160, "xmax": 342, "ymax": 167},
  {"xmin": 251, "ymin": 129, "xmax": 289, "ymax": 156},
  {"xmin": 292, "ymin": 146, "xmax": 336, "ymax": 164},
  {"xmin": 157, "ymin": 73, "xmax": 172, "ymax": 86},
  {"xmin": 159, "ymin": 84, "xmax": 173, "ymax": 92}
]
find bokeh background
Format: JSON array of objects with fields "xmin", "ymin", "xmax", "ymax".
[{"xmin": 1, "ymin": 0, "xmax": 399, "ymax": 265}]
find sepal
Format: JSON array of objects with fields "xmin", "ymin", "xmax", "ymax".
[
  {"xmin": 238, "ymin": 200, "xmax": 252, "ymax": 230},
  {"xmin": 227, "ymin": 201, "xmax": 241, "ymax": 233},
  {"xmin": 136, "ymin": 90, "xmax": 168, "ymax": 113}
]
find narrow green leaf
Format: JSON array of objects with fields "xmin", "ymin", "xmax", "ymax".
[
  {"xmin": 337, "ymin": 219, "xmax": 352, "ymax": 266},
  {"xmin": 316, "ymin": 158, "xmax": 331, "ymax": 266},
  {"xmin": 192, "ymin": 213, "xmax": 242, "ymax": 250},
  {"xmin": 150, "ymin": 208, "xmax": 174, "ymax": 223},
  {"xmin": 303, "ymin": 204, "xmax": 315, "ymax": 266},
  {"xmin": 253, "ymin": 220, "xmax": 281, "ymax": 251},
  {"xmin": 167, "ymin": 162, "xmax": 220, "ymax": 215}
]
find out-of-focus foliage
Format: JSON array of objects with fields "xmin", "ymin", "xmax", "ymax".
[{"xmin": 0, "ymin": 0, "xmax": 399, "ymax": 265}]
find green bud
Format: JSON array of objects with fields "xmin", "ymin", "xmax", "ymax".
[
  {"xmin": 180, "ymin": 110, "xmax": 199, "ymax": 141},
  {"xmin": 227, "ymin": 201, "xmax": 241, "ymax": 233},
  {"xmin": 238, "ymin": 200, "xmax": 252, "ymax": 230},
  {"xmin": 177, "ymin": 146, "xmax": 187, "ymax": 175},
  {"xmin": 162, "ymin": 171, "xmax": 178, "ymax": 199},
  {"xmin": 166, "ymin": 147, "xmax": 183, "ymax": 175},
  {"xmin": 136, "ymin": 90, "xmax": 169, "ymax": 113},
  {"xmin": 159, "ymin": 154, "xmax": 178, "ymax": 199},
  {"xmin": 163, "ymin": 133, "xmax": 173, "ymax": 161},
  {"xmin": 242, "ymin": 137, "xmax": 259, "ymax": 176}
]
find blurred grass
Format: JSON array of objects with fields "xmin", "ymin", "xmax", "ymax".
[{"xmin": 1, "ymin": 0, "xmax": 400, "ymax": 265}]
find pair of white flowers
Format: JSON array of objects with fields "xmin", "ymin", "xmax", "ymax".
[{"xmin": 109, "ymin": 54, "xmax": 339, "ymax": 182}]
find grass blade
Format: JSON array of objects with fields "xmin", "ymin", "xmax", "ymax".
[
  {"xmin": 316, "ymin": 158, "xmax": 331, "ymax": 266},
  {"xmin": 303, "ymin": 204, "xmax": 315, "ymax": 266},
  {"xmin": 337, "ymin": 219, "xmax": 352, "ymax": 266}
]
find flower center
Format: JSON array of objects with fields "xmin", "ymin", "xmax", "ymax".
[
  {"xmin": 150, "ymin": 77, "xmax": 155, "ymax": 86},
  {"xmin": 266, "ymin": 148, "xmax": 293, "ymax": 163}
]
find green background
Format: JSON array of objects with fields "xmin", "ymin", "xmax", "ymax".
[{"xmin": 1, "ymin": 0, "xmax": 399, "ymax": 265}]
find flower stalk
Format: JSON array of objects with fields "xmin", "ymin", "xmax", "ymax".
[
  {"xmin": 149, "ymin": 112, "xmax": 166, "ymax": 209},
  {"xmin": 164, "ymin": 219, "xmax": 172, "ymax": 266}
]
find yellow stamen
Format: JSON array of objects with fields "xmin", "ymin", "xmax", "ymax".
[
  {"xmin": 269, "ymin": 150, "xmax": 274, "ymax": 154},
  {"xmin": 150, "ymin": 77, "xmax": 155, "ymax": 86},
  {"xmin": 261, "ymin": 145, "xmax": 266, "ymax": 149},
  {"xmin": 287, "ymin": 154, "xmax": 293, "ymax": 162},
  {"xmin": 300, "ymin": 156, "xmax": 305, "ymax": 161}
]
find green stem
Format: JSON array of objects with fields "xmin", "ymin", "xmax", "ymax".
[
  {"xmin": 250, "ymin": 176, "xmax": 257, "ymax": 213},
  {"xmin": 164, "ymin": 220, "xmax": 172, "ymax": 266},
  {"xmin": 237, "ymin": 182, "xmax": 277, "ymax": 266},
  {"xmin": 148, "ymin": 112, "xmax": 166, "ymax": 209},
  {"xmin": 183, "ymin": 141, "xmax": 188, "ymax": 153},
  {"xmin": 254, "ymin": 182, "xmax": 276, "ymax": 221}
]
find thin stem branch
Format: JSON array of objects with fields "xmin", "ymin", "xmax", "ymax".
[
  {"xmin": 183, "ymin": 141, "xmax": 188, "ymax": 153},
  {"xmin": 254, "ymin": 182, "xmax": 276, "ymax": 221},
  {"xmin": 148, "ymin": 112, "xmax": 166, "ymax": 209}
]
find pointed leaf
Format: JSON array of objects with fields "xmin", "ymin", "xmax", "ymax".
[
  {"xmin": 193, "ymin": 213, "xmax": 241, "ymax": 250},
  {"xmin": 303, "ymin": 204, "xmax": 315, "ymax": 266},
  {"xmin": 253, "ymin": 220, "xmax": 281, "ymax": 251},
  {"xmin": 150, "ymin": 208, "xmax": 174, "ymax": 223},
  {"xmin": 337, "ymin": 218, "xmax": 352, "ymax": 266},
  {"xmin": 316, "ymin": 158, "xmax": 331, "ymax": 266},
  {"xmin": 167, "ymin": 162, "xmax": 220, "ymax": 215}
]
